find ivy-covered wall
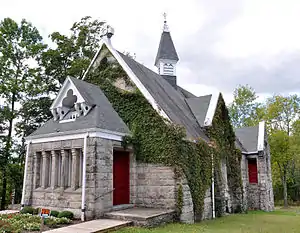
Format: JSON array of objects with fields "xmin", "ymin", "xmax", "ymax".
[
  {"xmin": 86, "ymin": 50, "xmax": 243, "ymax": 220},
  {"xmin": 206, "ymin": 95, "xmax": 244, "ymax": 215}
]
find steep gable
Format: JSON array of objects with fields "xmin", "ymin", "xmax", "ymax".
[
  {"xmin": 82, "ymin": 38, "xmax": 208, "ymax": 141},
  {"xmin": 235, "ymin": 122, "xmax": 266, "ymax": 153}
]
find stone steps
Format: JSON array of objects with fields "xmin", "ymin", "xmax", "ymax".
[
  {"xmin": 43, "ymin": 219, "xmax": 133, "ymax": 233},
  {"xmin": 103, "ymin": 207, "xmax": 175, "ymax": 227}
]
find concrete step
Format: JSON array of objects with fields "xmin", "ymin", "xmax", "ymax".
[
  {"xmin": 43, "ymin": 219, "xmax": 132, "ymax": 233},
  {"xmin": 104, "ymin": 207, "xmax": 175, "ymax": 227}
]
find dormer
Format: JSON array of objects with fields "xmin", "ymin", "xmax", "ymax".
[{"xmin": 50, "ymin": 77, "xmax": 93, "ymax": 122}]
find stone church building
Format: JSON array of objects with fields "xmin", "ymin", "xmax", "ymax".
[{"xmin": 21, "ymin": 18, "xmax": 274, "ymax": 223}]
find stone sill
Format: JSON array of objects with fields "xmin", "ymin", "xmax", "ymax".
[{"xmin": 34, "ymin": 187, "xmax": 82, "ymax": 193}]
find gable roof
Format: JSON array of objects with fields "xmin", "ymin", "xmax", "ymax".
[
  {"xmin": 118, "ymin": 52, "xmax": 208, "ymax": 141},
  {"xmin": 28, "ymin": 77, "xmax": 130, "ymax": 139},
  {"xmin": 186, "ymin": 95, "xmax": 212, "ymax": 127},
  {"xmin": 235, "ymin": 125, "xmax": 259, "ymax": 153},
  {"xmin": 177, "ymin": 86, "xmax": 197, "ymax": 98},
  {"xmin": 155, "ymin": 31, "xmax": 179, "ymax": 66}
]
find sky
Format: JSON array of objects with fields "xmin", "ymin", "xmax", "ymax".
[{"xmin": 1, "ymin": 0, "xmax": 300, "ymax": 104}]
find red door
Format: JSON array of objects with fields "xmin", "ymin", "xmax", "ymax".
[
  {"xmin": 113, "ymin": 150, "xmax": 130, "ymax": 205},
  {"xmin": 248, "ymin": 158, "xmax": 258, "ymax": 184}
]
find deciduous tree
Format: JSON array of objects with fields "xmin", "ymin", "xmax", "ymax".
[
  {"xmin": 228, "ymin": 85, "xmax": 264, "ymax": 128},
  {"xmin": 0, "ymin": 18, "xmax": 47, "ymax": 209}
]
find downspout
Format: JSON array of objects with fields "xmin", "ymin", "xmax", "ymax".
[
  {"xmin": 81, "ymin": 133, "xmax": 89, "ymax": 221},
  {"xmin": 211, "ymin": 153, "xmax": 215, "ymax": 219},
  {"xmin": 21, "ymin": 141, "xmax": 31, "ymax": 209}
]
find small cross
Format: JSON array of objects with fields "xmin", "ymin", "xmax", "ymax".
[{"xmin": 163, "ymin": 12, "xmax": 167, "ymax": 23}]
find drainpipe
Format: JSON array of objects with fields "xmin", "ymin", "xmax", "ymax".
[
  {"xmin": 211, "ymin": 153, "xmax": 215, "ymax": 219},
  {"xmin": 81, "ymin": 133, "xmax": 89, "ymax": 221},
  {"xmin": 21, "ymin": 141, "xmax": 31, "ymax": 210}
]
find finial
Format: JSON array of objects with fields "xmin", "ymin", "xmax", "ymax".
[
  {"xmin": 163, "ymin": 12, "xmax": 169, "ymax": 32},
  {"xmin": 100, "ymin": 23, "xmax": 115, "ymax": 39}
]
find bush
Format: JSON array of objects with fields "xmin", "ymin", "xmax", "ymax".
[
  {"xmin": 50, "ymin": 210, "xmax": 60, "ymax": 217},
  {"xmin": 58, "ymin": 211, "xmax": 74, "ymax": 219},
  {"xmin": 44, "ymin": 216, "xmax": 71, "ymax": 228},
  {"xmin": 20, "ymin": 206, "xmax": 35, "ymax": 215},
  {"xmin": 33, "ymin": 207, "xmax": 40, "ymax": 215}
]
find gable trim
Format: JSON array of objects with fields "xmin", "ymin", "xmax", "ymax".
[
  {"xmin": 257, "ymin": 121, "xmax": 265, "ymax": 151},
  {"xmin": 204, "ymin": 92, "xmax": 220, "ymax": 127},
  {"xmin": 82, "ymin": 38, "xmax": 171, "ymax": 122},
  {"xmin": 50, "ymin": 77, "xmax": 85, "ymax": 110}
]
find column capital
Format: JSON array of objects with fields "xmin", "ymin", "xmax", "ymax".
[
  {"xmin": 34, "ymin": 152, "xmax": 39, "ymax": 159},
  {"xmin": 42, "ymin": 151, "xmax": 47, "ymax": 158},
  {"xmin": 61, "ymin": 149, "xmax": 67, "ymax": 157},
  {"xmin": 51, "ymin": 150, "xmax": 57, "ymax": 158}
]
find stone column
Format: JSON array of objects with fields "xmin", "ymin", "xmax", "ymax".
[
  {"xmin": 33, "ymin": 153, "xmax": 39, "ymax": 189},
  {"xmin": 41, "ymin": 151, "xmax": 48, "ymax": 189},
  {"xmin": 71, "ymin": 149, "xmax": 79, "ymax": 190},
  {"xmin": 51, "ymin": 151, "xmax": 58, "ymax": 189},
  {"xmin": 60, "ymin": 149, "xmax": 67, "ymax": 189}
]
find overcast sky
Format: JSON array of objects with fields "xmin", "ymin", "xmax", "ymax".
[{"xmin": 1, "ymin": 0, "xmax": 300, "ymax": 103}]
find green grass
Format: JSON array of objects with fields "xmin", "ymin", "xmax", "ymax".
[{"xmin": 116, "ymin": 208, "xmax": 300, "ymax": 233}]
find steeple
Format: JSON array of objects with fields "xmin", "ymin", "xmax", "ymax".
[{"xmin": 155, "ymin": 13, "xmax": 179, "ymax": 88}]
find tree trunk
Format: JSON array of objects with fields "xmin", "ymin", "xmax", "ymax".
[{"xmin": 282, "ymin": 171, "xmax": 288, "ymax": 208}]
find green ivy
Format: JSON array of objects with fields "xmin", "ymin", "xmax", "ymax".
[
  {"xmin": 176, "ymin": 183, "xmax": 183, "ymax": 218},
  {"xmin": 86, "ymin": 54, "xmax": 242, "ymax": 220},
  {"xmin": 206, "ymin": 96, "xmax": 243, "ymax": 215}
]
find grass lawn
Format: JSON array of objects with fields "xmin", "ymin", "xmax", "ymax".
[{"xmin": 116, "ymin": 208, "xmax": 300, "ymax": 233}]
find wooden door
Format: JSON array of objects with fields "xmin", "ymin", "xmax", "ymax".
[
  {"xmin": 113, "ymin": 150, "xmax": 130, "ymax": 205},
  {"xmin": 248, "ymin": 158, "xmax": 258, "ymax": 184}
]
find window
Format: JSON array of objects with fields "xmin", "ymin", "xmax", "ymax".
[
  {"xmin": 248, "ymin": 158, "xmax": 258, "ymax": 184},
  {"xmin": 43, "ymin": 151, "xmax": 52, "ymax": 188},
  {"xmin": 79, "ymin": 149, "xmax": 83, "ymax": 187},
  {"xmin": 67, "ymin": 152, "xmax": 72, "ymax": 188},
  {"xmin": 63, "ymin": 150, "xmax": 72, "ymax": 188},
  {"xmin": 163, "ymin": 63, "xmax": 174, "ymax": 75},
  {"xmin": 35, "ymin": 152, "xmax": 42, "ymax": 188},
  {"xmin": 47, "ymin": 153, "xmax": 52, "ymax": 188},
  {"xmin": 34, "ymin": 148, "xmax": 83, "ymax": 190},
  {"xmin": 57, "ymin": 152, "xmax": 62, "ymax": 187}
]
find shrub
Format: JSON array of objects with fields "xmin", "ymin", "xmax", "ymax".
[
  {"xmin": 44, "ymin": 216, "xmax": 71, "ymax": 228},
  {"xmin": 20, "ymin": 206, "xmax": 35, "ymax": 215},
  {"xmin": 58, "ymin": 211, "xmax": 74, "ymax": 219},
  {"xmin": 50, "ymin": 210, "xmax": 60, "ymax": 217},
  {"xmin": 33, "ymin": 207, "xmax": 40, "ymax": 215}
]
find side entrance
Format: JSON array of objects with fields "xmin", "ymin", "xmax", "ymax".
[{"xmin": 113, "ymin": 150, "xmax": 130, "ymax": 205}]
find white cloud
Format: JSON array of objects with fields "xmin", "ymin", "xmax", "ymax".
[{"xmin": 1, "ymin": 0, "xmax": 300, "ymax": 101}]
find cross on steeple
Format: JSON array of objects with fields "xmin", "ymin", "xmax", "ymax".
[
  {"xmin": 163, "ymin": 12, "xmax": 169, "ymax": 32},
  {"xmin": 155, "ymin": 13, "xmax": 179, "ymax": 88}
]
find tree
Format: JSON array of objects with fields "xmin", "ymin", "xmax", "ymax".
[
  {"xmin": 228, "ymin": 85, "xmax": 264, "ymax": 128},
  {"xmin": 269, "ymin": 130, "xmax": 293, "ymax": 207},
  {"xmin": 265, "ymin": 94, "xmax": 300, "ymax": 207},
  {"xmin": 265, "ymin": 95, "xmax": 300, "ymax": 135},
  {"xmin": 0, "ymin": 18, "xmax": 47, "ymax": 209},
  {"xmin": 41, "ymin": 16, "xmax": 105, "ymax": 87}
]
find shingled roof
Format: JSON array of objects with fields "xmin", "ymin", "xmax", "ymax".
[
  {"xmin": 154, "ymin": 31, "xmax": 179, "ymax": 66},
  {"xmin": 28, "ymin": 77, "xmax": 130, "ymax": 138},
  {"xmin": 235, "ymin": 125, "xmax": 259, "ymax": 152},
  {"xmin": 186, "ymin": 95, "xmax": 212, "ymax": 127},
  {"xmin": 118, "ymin": 52, "xmax": 208, "ymax": 141}
]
